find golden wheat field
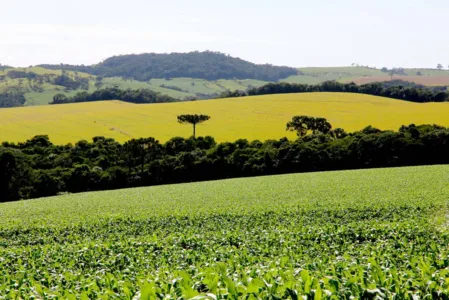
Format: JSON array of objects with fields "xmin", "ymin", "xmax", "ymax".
[{"xmin": 1, "ymin": 92, "xmax": 449, "ymax": 144}]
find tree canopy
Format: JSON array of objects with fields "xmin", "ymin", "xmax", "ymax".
[
  {"xmin": 219, "ymin": 80, "xmax": 449, "ymax": 103},
  {"xmin": 177, "ymin": 114, "xmax": 211, "ymax": 138},
  {"xmin": 286, "ymin": 116, "xmax": 332, "ymax": 137},
  {"xmin": 50, "ymin": 87, "xmax": 177, "ymax": 105},
  {"xmin": 0, "ymin": 92, "xmax": 26, "ymax": 107},
  {"xmin": 38, "ymin": 51, "xmax": 298, "ymax": 81},
  {"xmin": 2, "ymin": 123, "xmax": 449, "ymax": 202}
]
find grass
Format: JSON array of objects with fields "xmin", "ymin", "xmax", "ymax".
[
  {"xmin": 2, "ymin": 66, "xmax": 448, "ymax": 107},
  {"xmin": 2, "ymin": 92, "xmax": 449, "ymax": 144},
  {"xmin": 108, "ymin": 77, "xmax": 268, "ymax": 98},
  {"xmin": 346, "ymin": 75, "xmax": 449, "ymax": 86},
  {"xmin": 283, "ymin": 67, "xmax": 387, "ymax": 85},
  {"xmin": 291, "ymin": 67, "xmax": 449, "ymax": 86},
  {"xmin": 1, "ymin": 165, "xmax": 448, "ymax": 298},
  {"xmin": 0, "ymin": 67, "xmax": 268, "ymax": 105}
]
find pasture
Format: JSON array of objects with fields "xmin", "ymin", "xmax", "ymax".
[
  {"xmin": 0, "ymin": 165, "xmax": 448, "ymax": 297},
  {"xmin": 347, "ymin": 75, "xmax": 449, "ymax": 86},
  {"xmin": 0, "ymin": 70, "xmax": 268, "ymax": 105},
  {"xmin": 1, "ymin": 92, "xmax": 449, "ymax": 144},
  {"xmin": 288, "ymin": 67, "xmax": 449, "ymax": 86}
]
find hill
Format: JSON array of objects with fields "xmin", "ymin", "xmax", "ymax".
[
  {"xmin": 2, "ymin": 59, "xmax": 449, "ymax": 108},
  {"xmin": 2, "ymin": 92, "xmax": 449, "ymax": 144},
  {"xmin": 1, "ymin": 165, "xmax": 448, "ymax": 297},
  {"xmin": 0, "ymin": 66, "xmax": 269, "ymax": 106},
  {"xmin": 286, "ymin": 66, "xmax": 449, "ymax": 86},
  {"xmin": 348, "ymin": 75, "xmax": 449, "ymax": 86},
  {"xmin": 38, "ymin": 51, "xmax": 298, "ymax": 81}
]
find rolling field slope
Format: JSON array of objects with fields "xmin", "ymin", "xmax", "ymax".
[
  {"xmin": 2, "ymin": 92, "xmax": 449, "ymax": 144},
  {"xmin": 1, "ymin": 165, "xmax": 448, "ymax": 297},
  {"xmin": 287, "ymin": 67, "xmax": 449, "ymax": 86},
  {"xmin": 346, "ymin": 75, "xmax": 449, "ymax": 86},
  {"xmin": 0, "ymin": 67, "xmax": 269, "ymax": 105},
  {"xmin": 2, "ymin": 63, "xmax": 448, "ymax": 108}
]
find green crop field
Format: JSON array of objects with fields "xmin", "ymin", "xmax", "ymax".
[{"xmin": 1, "ymin": 165, "xmax": 449, "ymax": 298}]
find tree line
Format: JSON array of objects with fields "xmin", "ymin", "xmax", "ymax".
[
  {"xmin": 2, "ymin": 120, "xmax": 449, "ymax": 202},
  {"xmin": 51, "ymin": 87, "xmax": 177, "ymax": 104},
  {"xmin": 38, "ymin": 51, "xmax": 298, "ymax": 81},
  {"xmin": 219, "ymin": 80, "xmax": 449, "ymax": 103},
  {"xmin": 0, "ymin": 92, "xmax": 26, "ymax": 108}
]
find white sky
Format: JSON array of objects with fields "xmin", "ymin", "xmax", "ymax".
[{"xmin": 1, "ymin": 0, "xmax": 448, "ymax": 68}]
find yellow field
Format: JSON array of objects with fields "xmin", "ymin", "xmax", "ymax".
[{"xmin": 1, "ymin": 92, "xmax": 449, "ymax": 144}]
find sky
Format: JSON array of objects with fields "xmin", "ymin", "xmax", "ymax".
[{"xmin": 1, "ymin": 0, "xmax": 448, "ymax": 68}]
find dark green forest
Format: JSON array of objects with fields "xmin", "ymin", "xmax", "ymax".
[
  {"xmin": 2, "ymin": 122, "xmax": 449, "ymax": 202},
  {"xmin": 51, "ymin": 87, "xmax": 176, "ymax": 104},
  {"xmin": 220, "ymin": 80, "xmax": 449, "ymax": 103},
  {"xmin": 0, "ymin": 92, "xmax": 26, "ymax": 108},
  {"xmin": 38, "ymin": 51, "xmax": 299, "ymax": 81}
]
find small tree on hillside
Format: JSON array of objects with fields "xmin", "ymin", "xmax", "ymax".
[
  {"xmin": 177, "ymin": 114, "xmax": 211, "ymax": 138},
  {"xmin": 437, "ymin": 64, "xmax": 443, "ymax": 70},
  {"xmin": 389, "ymin": 70, "xmax": 395, "ymax": 80},
  {"xmin": 286, "ymin": 116, "xmax": 332, "ymax": 137}
]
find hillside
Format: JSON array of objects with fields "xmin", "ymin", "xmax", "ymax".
[
  {"xmin": 287, "ymin": 66, "xmax": 449, "ymax": 85},
  {"xmin": 0, "ymin": 66, "xmax": 269, "ymax": 106},
  {"xmin": 2, "ymin": 92, "xmax": 449, "ymax": 144},
  {"xmin": 39, "ymin": 51, "xmax": 298, "ymax": 81},
  {"xmin": 1, "ymin": 165, "xmax": 448, "ymax": 297},
  {"xmin": 2, "ymin": 59, "xmax": 449, "ymax": 108}
]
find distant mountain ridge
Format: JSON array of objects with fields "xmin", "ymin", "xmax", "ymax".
[{"xmin": 38, "ymin": 51, "xmax": 298, "ymax": 81}]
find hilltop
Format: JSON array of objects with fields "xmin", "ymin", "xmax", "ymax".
[{"xmin": 38, "ymin": 51, "xmax": 298, "ymax": 81}]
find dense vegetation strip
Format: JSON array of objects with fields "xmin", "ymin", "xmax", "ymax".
[
  {"xmin": 0, "ymin": 92, "xmax": 26, "ymax": 107},
  {"xmin": 220, "ymin": 80, "xmax": 449, "ymax": 103},
  {"xmin": 38, "ymin": 51, "xmax": 298, "ymax": 81},
  {"xmin": 50, "ymin": 87, "xmax": 176, "ymax": 104},
  {"xmin": 0, "ymin": 165, "xmax": 448, "ymax": 298},
  {"xmin": 2, "ymin": 123, "xmax": 449, "ymax": 201},
  {"xmin": 48, "ymin": 80, "xmax": 449, "ymax": 106}
]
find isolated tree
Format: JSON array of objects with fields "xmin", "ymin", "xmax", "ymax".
[
  {"xmin": 389, "ymin": 70, "xmax": 395, "ymax": 80},
  {"xmin": 437, "ymin": 64, "xmax": 443, "ymax": 70},
  {"xmin": 177, "ymin": 114, "xmax": 211, "ymax": 138},
  {"xmin": 286, "ymin": 116, "xmax": 332, "ymax": 137},
  {"xmin": 95, "ymin": 76, "xmax": 104, "ymax": 90}
]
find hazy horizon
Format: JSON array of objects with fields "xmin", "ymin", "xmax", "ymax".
[{"xmin": 2, "ymin": 0, "xmax": 448, "ymax": 69}]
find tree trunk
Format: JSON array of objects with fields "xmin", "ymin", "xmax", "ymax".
[
  {"xmin": 141, "ymin": 149, "xmax": 145, "ymax": 174},
  {"xmin": 193, "ymin": 123, "xmax": 196, "ymax": 138}
]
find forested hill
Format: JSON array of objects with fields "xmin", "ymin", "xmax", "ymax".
[{"xmin": 38, "ymin": 51, "xmax": 298, "ymax": 81}]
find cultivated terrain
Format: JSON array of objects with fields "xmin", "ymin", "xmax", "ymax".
[
  {"xmin": 1, "ymin": 52, "xmax": 448, "ymax": 107},
  {"xmin": 2, "ymin": 92, "xmax": 449, "ymax": 144},
  {"xmin": 1, "ymin": 165, "xmax": 448, "ymax": 298},
  {"xmin": 2, "ymin": 51, "xmax": 449, "ymax": 299}
]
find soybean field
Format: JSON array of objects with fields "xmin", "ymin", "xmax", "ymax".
[{"xmin": 1, "ymin": 165, "xmax": 449, "ymax": 298}]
